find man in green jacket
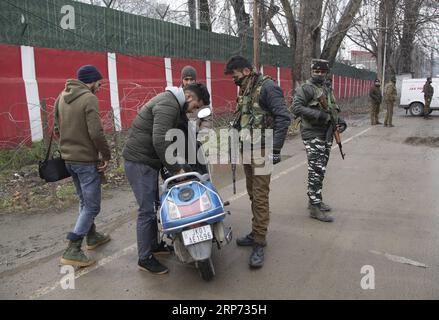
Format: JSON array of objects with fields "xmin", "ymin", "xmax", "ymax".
[
  {"xmin": 123, "ymin": 83, "xmax": 210, "ymax": 275},
  {"xmin": 369, "ymin": 79, "xmax": 382, "ymax": 125},
  {"xmin": 55, "ymin": 65, "xmax": 111, "ymax": 268}
]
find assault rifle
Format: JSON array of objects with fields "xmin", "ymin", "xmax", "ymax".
[{"xmin": 319, "ymin": 95, "xmax": 346, "ymax": 160}]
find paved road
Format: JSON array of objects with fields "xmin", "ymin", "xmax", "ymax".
[{"xmin": 1, "ymin": 110, "xmax": 439, "ymax": 300}]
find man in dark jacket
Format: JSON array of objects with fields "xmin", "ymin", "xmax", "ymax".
[
  {"xmin": 123, "ymin": 83, "xmax": 210, "ymax": 274},
  {"xmin": 293, "ymin": 59, "xmax": 347, "ymax": 223},
  {"xmin": 55, "ymin": 65, "xmax": 112, "ymax": 268},
  {"xmin": 224, "ymin": 55, "xmax": 291, "ymax": 269},
  {"xmin": 369, "ymin": 79, "xmax": 382, "ymax": 125}
]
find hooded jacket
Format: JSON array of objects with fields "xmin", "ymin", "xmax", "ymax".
[
  {"xmin": 54, "ymin": 79, "xmax": 111, "ymax": 163},
  {"xmin": 122, "ymin": 87, "xmax": 187, "ymax": 173}
]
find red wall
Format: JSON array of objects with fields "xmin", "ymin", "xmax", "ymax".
[
  {"xmin": 0, "ymin": 44, "xmax": 29, "ymax": 148},
  {"xmin": 210, "ymin": 60, "xmax": 237, "ymax": 113},
  {"xmin": 171, "ymin": 58, "xmax": 206, "ymax": 87},
  {"xmin": 116, "ymin": 54, "xmax": 166, "ymax": 129},
  {"xmin": 1, "ymin": 44, "xmax": 373, "ymax": 148},
  {"xmin": 34, "ymin": 47, "xmax": 112, "ymax": 133}
]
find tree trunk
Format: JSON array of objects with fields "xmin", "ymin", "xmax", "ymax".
[
  {"xmin": 399, "ymin": 0, "xmax": 423, "ymax": 74},
  {"xmin": 199, "ymin": 0, "xmax": 212, "ymax": 32},
  {"xmin": 320, "ymin": 0, "xmax": 363, "ymax": 68},
  {"xmin": 230, "ymin": 0, "xmax": 250, "ymax": 37},
  {"xmin": 188, "ymin": 0, "xmax": 197, "ymax": 28},
  {"xmin": 280, "ymin": 0, "xmax": 297, "ymax": 81},
  {"xmin": 294, "ymin": 0, "xmax": 323, "ymax": 83}
]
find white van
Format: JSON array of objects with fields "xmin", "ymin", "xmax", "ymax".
[{"xmin": 399, "ymin": 78, "xmax": 439, "ymax": 116}]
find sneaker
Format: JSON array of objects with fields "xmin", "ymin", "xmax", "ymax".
[
  {"xmin": 236, "ymin": 233, "xmax": 266, "ymax": 247},
  {"xmin": 152, "ymin": 241, "xmax": 174, "ymax": 256},
  {"xmin": 138, "ymin": 255, "xmax": 169, "ymax": 275},
  {"xmin": 249, "ymin": 245, "xmax": 264, "ymax": 268}
]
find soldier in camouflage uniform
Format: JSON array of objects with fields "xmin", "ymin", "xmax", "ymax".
[
  {"xmin": 293, "ymin": 59, "xmax": 347, "ymax": 223},
  {"xmin": 224, "ymin": 55, "xmax": 290, "ymax": 268},
  {"xmin": 369, "ymin": 79, "xmax": 382, "ymax": 125},
  {"xmin": 383, "ymin": 76, "xmax": 397, "ymax": 127},
  {"xmin": 422, "ymin": 77, "xmax": 434, "ymax": 120}
]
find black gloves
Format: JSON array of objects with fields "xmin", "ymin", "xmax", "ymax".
[{"xmin": 337, "ymin": 118, "xmax": 347, "ymax": 133}]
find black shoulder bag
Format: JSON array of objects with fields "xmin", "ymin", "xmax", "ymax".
[{"xmin": 38, "ymin": 132, "xmax": 71, "ymax": 182}]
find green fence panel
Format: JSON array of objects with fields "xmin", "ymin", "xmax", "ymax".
[{"xmin": 0, "ymin": 0, "xmax": 376, "ymax": 78}]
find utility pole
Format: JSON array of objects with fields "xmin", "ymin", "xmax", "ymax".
[
  {"xmin": 381, "ymin": 14, "xmax": 388, "ymax": 97},
  {"xmin": 253, "ymin": 0, "xmax": 260, "ymax": 71}
]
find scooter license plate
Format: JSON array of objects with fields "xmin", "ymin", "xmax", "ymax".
[{"xmin": 182, "ymin": 225, "xmax": 213, "ymax": 246}]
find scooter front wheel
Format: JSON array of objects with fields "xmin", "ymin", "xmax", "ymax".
[{"xmin": 196, "ymin": 258, "xmax": 215, "ymax": 281}]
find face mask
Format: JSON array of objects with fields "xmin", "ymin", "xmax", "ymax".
[
  {"xmin": 312, "ymin": 74, "xmax": 326, "ymax": 84},
  {"xmin": 234, "ymin": 76, "xmax": 245, "ymax": 87}
]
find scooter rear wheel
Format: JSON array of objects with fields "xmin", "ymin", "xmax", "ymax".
[{"xmin": 197, "ymin": 258, "xmax": 215, "ymax": 281}]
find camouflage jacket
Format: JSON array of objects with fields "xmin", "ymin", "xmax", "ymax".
[
  {"xmin": 384, "ymin": 82, "xmax": 397, "ymax": 103},
  {"xmin": 422, "ymin": 82, "xmax": 434, "ymax": 99},
  {"xmin": 369, "ymin": 85, "xmax": 382, "ymax": 105}
]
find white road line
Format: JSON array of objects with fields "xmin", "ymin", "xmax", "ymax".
[
  {"xmin": 370, "ymin": 250, "xmax": 428, "ymax": 268},
  {"xmin": 29, "ymin": 244, "xmax": 137, "ymax": 300},
  {"xmin": 29, "ymin": 126, "xmax": 372, "ymax": 299}
]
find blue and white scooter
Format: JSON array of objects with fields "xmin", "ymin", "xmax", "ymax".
[{"xmin": 157, "ymin": 108, "xmax": 232, "ymax": 281}]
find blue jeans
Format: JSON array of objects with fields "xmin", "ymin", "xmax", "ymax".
[
  {"xmin": 124, "ymin": 160, "xmax": 159, "ymax": 261},
  {"xmin": 65, "ymin": 163, "xmax": 102, "ymax": 239}
]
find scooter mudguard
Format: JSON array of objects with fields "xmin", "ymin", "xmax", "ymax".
[{"xmin": 187, "ymin": 240, "xmax": 212, "ymax": 261}]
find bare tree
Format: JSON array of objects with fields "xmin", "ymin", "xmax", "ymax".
[{"xmin": 320, "ymin": 0, "xmax": 363, "ymax": 67}]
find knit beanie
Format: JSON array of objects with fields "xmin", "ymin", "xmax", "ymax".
[
  {"xmin": 181, "ymin": 65, "xmax": 197, "ymax": 80},
  {"xmin": 77, "ymin": 65, "xmax": 103, "ymax": 84}
]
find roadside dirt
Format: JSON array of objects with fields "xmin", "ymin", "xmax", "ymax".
[{"xmin": 404, "ymin": 136, "xmax": 439, "ymax": 148}]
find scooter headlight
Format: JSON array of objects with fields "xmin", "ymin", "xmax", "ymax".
[
  {"xmin": 200, "ymin": 192, "xmax": 211, "ymax": 211},
  {"xmin": 167, "ymin": 199, "xmax": 181, "ymax": 220}
]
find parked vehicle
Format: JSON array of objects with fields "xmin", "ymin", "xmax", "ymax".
[{"xmin": 399, "ymin": 78, "xmax": 439, "ymax": 116}]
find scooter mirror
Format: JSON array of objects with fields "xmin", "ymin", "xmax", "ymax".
[{"xmin": 197, "ymin": 107, "xmax": 212, "ymax": 119}]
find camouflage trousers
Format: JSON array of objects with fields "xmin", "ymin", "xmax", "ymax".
[
  {"xmin": 303, "ymin": 138, "xmax": 332, "ymax": 205},
  {"xmin": 424, "ymin": 97, "xmax": 432, "ymax": 116}
]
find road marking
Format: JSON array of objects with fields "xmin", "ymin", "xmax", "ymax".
[
  {"xmin": 370, "ymin": 250, "xmax": 428, "ymax": 268},
  {"xmin": 29, "ymin": 244, "xmax": 137, "ymax": 300},
  {"xmin": 29, "ymin": 126, "xmax": 372, "ymax": 299}
]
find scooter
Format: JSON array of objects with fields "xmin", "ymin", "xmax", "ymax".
[{"xmin": 156, "ymin": 108, "xmax": 232, "ymax": 281}]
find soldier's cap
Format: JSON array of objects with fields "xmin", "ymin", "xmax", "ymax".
[
  {"xmin": 311, "ymin": 59, "xmax": 329, "ymax": 71},
  {"xmin": 374, "ymin": 79, "xmax": 381, "ymax": 83},
  {"xmin": 427, "ymin": 77, "xmax": 432, "ymax": 81}
]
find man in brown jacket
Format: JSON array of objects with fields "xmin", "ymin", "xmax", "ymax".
[{"xmin": 55, "ymin": 65, "xmax": 111, "ymax": 267}]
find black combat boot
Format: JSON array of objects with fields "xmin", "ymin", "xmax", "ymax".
[
  {"xmin": 308, "ymin": 201, "xmax": 331, "ymax": 212},
  {"xmin": 236, "ymin": 233, "xmax": 266, "ymax": 247},
  {"xmin": 309, "ymin": 204, "xmax": 334, "ymax": 222},
  {"xmin": 249, "ymin": 244, "xmax": 265, "ymax": 268}
]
